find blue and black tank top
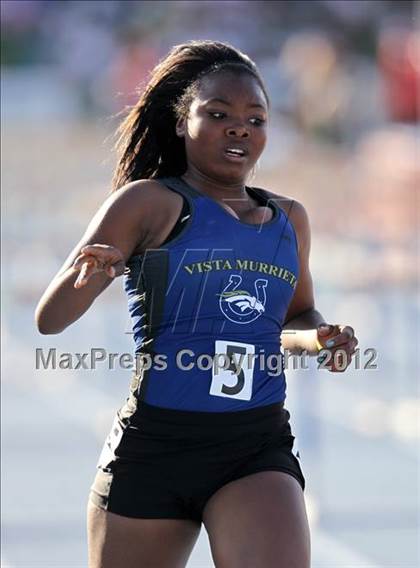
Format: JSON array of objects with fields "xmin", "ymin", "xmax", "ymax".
[{"xmin": 124, "ymin": 176, "xmax": 299, "ymax": 412}]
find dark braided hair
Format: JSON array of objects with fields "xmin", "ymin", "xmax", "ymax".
[{"xmin": 112, "ymin": 40, "xmax": 269, "ymax": 191}]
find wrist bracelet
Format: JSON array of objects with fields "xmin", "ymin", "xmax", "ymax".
[{"xmin": 316, "ymin": 337, "xmax": 324, "ymax": 352}]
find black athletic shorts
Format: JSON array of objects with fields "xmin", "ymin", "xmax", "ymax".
[{"xmin": 88, "ymin": 397, "xmax": 305, "ymax": 523}]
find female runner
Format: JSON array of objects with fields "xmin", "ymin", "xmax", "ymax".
[{"xmin": 35, "ymin": 40, "xmax": 358, "ymax": 568}]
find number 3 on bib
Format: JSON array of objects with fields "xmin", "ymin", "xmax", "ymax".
[{"xmin": 210, "ymin": 340, "xmax": 255, "ymax": 401}]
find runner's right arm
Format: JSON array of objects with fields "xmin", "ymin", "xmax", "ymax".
[{"xmin": 35, "ymin": 180, "xmax": 181, "ymax": 334}]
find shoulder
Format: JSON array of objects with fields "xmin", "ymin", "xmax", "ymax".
[
  {"xmin": 257, "ymin": 187, "xmax": 310, "ymax": 254},
  {"xmin": 108, "ymin": 178, "xmax": 182, "ymax": 212},
  {"xmin": 106, "ymin": 178, "xmax": 183, "ymax": 236},
  {"xmin": 97, "ymin": 178, "xmax": 184, "ymax": 255}
]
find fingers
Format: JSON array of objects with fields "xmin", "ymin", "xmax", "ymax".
[
  {"xmin": 72, "ymin": 245, "xmax": 126, "ymax": 288},
  {"xmin": 73, "ymin": 253, "xmax": 91, "ymax": 271},
  {"xmin": 341, "ymin": 325, "xmax": 355, "ymax": 339},
  {"xmin": 325, "ymin": 339, "xmax": 358, "ymax": 373},
  {"xmin": 81, "ymin": 244, "xmax": 115, "ymax": 254},
  {"xmin": 349, "ymin": 336, "xmax": 359, "ymax": 354},
  {"xmin": 324, "ymin": 325, "xmax": 355, "ymax": 348},
  {"xmin": 320, "ymin": 349, "xmax": 348, "ymax": 373},
  {"xmin": 108, "ymin": 260, "xmax": 126, "ymax": 278},
  {"xmin": 317, "ymin": 323, "xmax": 336, "ymax": 336},
  {"xmin": 74, "ymin": 260, "xmax": 95, "ymax": 289},
  {"xmin": 317, "ymin": 324, "xmax": 358, "ymax": 373},
  {"xmin": 80, "ymin": 244, "xmax": 124, "ymax": 262},
  {"xmin": 74, "ymin": 254, "xmax": 112, "ymax": 273},
  {"xmin": 74, "ymin": 257, "xmax": 118, "ymax": 288}
]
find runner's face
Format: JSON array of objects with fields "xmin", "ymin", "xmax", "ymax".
[{"xmin": 177, "ymin": 72, "xmax": 268, "ymax": 182}]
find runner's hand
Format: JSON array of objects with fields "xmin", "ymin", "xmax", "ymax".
[
  {"xmin": 316, "ymin": 323, "xmax": 358, "ymax": 372},
  {"xmin": 72, "ymin": 244, "xmax": 126, "ymax": 289}
]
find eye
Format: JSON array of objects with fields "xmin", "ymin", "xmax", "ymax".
[
  {"xmin": 250, "ymin": 117, "xmax": 266, "ymax": 127},
  {"xmin": 208, "ymin": 111, "xmax": 226, "ymax": 119},
  {"xmin": 207, "ymin": 111, "xmax": 266, "ymax": 126}
]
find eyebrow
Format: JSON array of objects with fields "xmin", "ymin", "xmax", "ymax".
[{"xmin": 204, "ymin": 97, "xmax": 266, "ymax": 110}]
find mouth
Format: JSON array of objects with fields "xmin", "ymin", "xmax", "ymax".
[{"xmin": 223, "ymin": 146, "xmax": 248, "ymax": 162}]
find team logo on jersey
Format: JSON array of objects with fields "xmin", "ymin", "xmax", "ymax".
[{"xmin": 219, "ymin": 274, "xmax": 268, "ymax": 324}]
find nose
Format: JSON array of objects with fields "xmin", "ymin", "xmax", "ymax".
[{"xmin": 226, "ymin": 124, "xmax": 250, "ymax": 138}]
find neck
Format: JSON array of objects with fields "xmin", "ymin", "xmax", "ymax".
[{"xmin": 181, "ymin": 168, "xmax": 249, "ymax": 201}]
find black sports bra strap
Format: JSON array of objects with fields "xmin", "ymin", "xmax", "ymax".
[
  {"xmin": 246, "ymin": 186, "xmax": 280, "ymax": 218},
  {"xmin": 248, "ymin": 186, "xmax": 295, "ymax": 222},
  {"xmin": 158, "ymin": 176, "xmax": 202, "ymax": 199},
  {"xmin": 246, "ymin": 186, "xmax": 269, "ymax": 206},
  {"xmin": 160, "ymin": 197, "xmax": 190, "ymax": 246},
  {"xmin": 155, "ymin": 177, "xmax": 194, "ymax": 247}
]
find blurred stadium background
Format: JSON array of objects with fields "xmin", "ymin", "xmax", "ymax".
[{"xmin": 1, "ymin": 1, "xmax": 419, "ymax": 566}]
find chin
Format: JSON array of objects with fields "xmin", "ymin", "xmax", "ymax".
[{"xmin": 212, "ymin": 164, "xmax": 253, "ymax": 182}]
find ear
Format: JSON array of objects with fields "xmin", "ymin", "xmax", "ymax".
[{"xmin": 175, "ymin": 117, "xmax": 186, "ymax": 138}]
